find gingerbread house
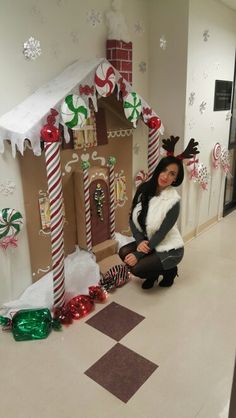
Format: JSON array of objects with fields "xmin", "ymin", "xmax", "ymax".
[{"xmin": 0, "ymin": 58, "xmax": 163, "ymax": 308}]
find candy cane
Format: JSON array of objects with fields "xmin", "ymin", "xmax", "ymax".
[
  {"xmin": 148, "ymin": 127, "xmax": 160, "ymax": 178},
  {"xmin": 41, "ymin": 109, "xmax": 65, "ymax": 308},
  {"xmin": 45, "ymin": 142, "xmax": 65, "ymax": 307},
  {"xmin": 108, "ymin": 157, "xmax": 116, "ymax": 240},
  {"xmin": 81, "ymin": 161, "xmax": 92, "ymax": 251}
]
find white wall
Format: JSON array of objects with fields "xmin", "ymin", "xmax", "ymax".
[
  {"xmin": 0, "ymin": 0, "xmax": 150, "ymax": 304},
  {"xmin": 2, "ymin": 0, "xmax": 236, "ymax": 304},
  {"xmin": 0, "ymin": 144, "xmax": 32, "ymax": 302},
  {"xmin": 182, "ymin": 0, "xmax": 236, "ymax": 236},
  {"xmin": 148, "ymin": 0, "xmax": 189, "ymax": 153}
]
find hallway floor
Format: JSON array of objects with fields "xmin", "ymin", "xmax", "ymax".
[{"xmin": 1, "ymin": 211, "xmax": 236, "ymax": 418}]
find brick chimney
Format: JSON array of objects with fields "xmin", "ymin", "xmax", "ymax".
[{"xmin": 106, "ymin": 40, "xmax": 133, "ymax": 84}]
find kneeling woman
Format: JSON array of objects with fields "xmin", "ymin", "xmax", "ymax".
[{"xmin": 119, "ymin": 136, "xmax": 199, "ymax": 289}]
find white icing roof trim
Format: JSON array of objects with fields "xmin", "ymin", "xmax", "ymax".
[{"xmin": 0, "ymin": 58, "xmax": 163, "ymax": 157}]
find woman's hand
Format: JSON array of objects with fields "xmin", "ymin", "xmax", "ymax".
[
  {"xmin": 137, "ymin": 240, "xmax": 150, "ymax": 254},
  {"xmin": 124, "ymin": 253, "xmax": 138, "ymax": 267}
]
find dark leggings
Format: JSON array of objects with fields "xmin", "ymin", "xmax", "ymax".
[{"xmin": 119, "ymin": 241, "xmax": 164, "ymax": 281}]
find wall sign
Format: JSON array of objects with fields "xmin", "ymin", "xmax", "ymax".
[{"xmin": 213, "ymin": 80, "xmax": 232, "ymax": 111}]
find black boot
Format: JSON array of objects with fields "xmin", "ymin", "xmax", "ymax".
[
  {"xmin": 142, "ymin": 275, "xmax": 159, "ymax": 289},
  {"xmin": 159, "ymin": 266, "xmax": 178, "ymax": 287}
]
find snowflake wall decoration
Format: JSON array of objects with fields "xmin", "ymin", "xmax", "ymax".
[
  {"xmin": 188, "ymin": 120, "xmax": 195, "ymax": 130},
  {"xmin": 139, "ymin": 61, "xmax": 147, "ymax": 73},
  {"xmin": 188, "ymin": 92, "xmax": 195, "ymax": 106},
  {"xmin": 199, "ymin": 101, "xmax": 207, "ymax": 114},
  {"xmin": 203, "ymin": 30, "xmax": 210, "ymax": 42},
  {"xmin": 133, "ymin": 143, "xmax": 140, "ymax": 155},
  {"xmin": 226, "ymin": 111, "xmax": 232, "ymax": 121},
  {"xmin": 0, "ymin": 180, "xmax": 16, "ymax": 196},
  {"xmin": 30, "ymin": 5, "xmax": 45, "ymax": 24},
  {"xmin": 87, "ymin": 9, "xmax": 102, "ymax": 27},
  {"xmin": 160, "ymin": 35, "xmax": 167, "ymax": 50},
  {"xmin": 203, "ymin": 71, "xmax": 208, "ymax": 79},
  {"xmin": 134, "ymin": 21, "xmax": 144, "ymax": 34},
  {"xmin": 23, "ymin": 36, "xmax": 42, "ymax": 60},
  {"xmin": 70, "ymin": 31, "xmax": 79, "ymax": 44}
]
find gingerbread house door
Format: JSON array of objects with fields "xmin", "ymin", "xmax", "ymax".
[{"xmin": 89, "ymin": 179, "xmax": 111, "ymax": 246}]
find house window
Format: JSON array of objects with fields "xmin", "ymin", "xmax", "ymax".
[{"xmin": 73, "ymin": 111, "xmax": 97, "ymax": 149}]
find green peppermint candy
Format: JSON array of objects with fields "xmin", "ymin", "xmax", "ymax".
[
  {"xmin": 0, "ymin": 208, "xmax": 23, "ymax": 239},
  {"xmin": 123, "ymin": 92, "xmax": 142, "ymax": 127},
  {"xmin": 81, "ymin": 161, "xmax": 90, "ymax": 171},
  {"xmin": 61, "ymin": 94, "xmax": 88, "ymax": 129}
]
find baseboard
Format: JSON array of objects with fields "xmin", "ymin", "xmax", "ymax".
[{"xmin": 183, "ymin": 214, "xmax": 220, "ymax": 243}]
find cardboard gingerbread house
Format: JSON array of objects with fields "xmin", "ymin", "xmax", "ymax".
[{"xmin": 0, "ymin": 57, "xmax": 163, "ymax": 307}]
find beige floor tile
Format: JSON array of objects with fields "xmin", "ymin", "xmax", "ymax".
[{"xmin": 1, "ymin": 211, "xmax": 236, "ymax": 418}]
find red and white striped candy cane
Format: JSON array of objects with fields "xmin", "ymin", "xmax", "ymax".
[
  {"xmin": 82, "ymin": 161, "xmax": 92, "ymax": 251},
  {"xmin": 108, "ymin": 157, "xmax": 116, "ymax": 240},
  {"xmin": 147, "ymin": 116, "xmax": 161, "ymax": 178},
  {"xmin": 148, "ymin": 127, "xmax": 160, "ymax": 178},
  {"xmin": 45, "ymin": 141, "xmax": 65, "ymax": 308},
  {"xmin": 135, "ymin": 170, "xmax": 148, "ymax": 188}
]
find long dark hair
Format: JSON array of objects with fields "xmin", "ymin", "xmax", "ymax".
[{"xmin": 131, "ymin": 156, "xmax": 184, "ymax": 232}]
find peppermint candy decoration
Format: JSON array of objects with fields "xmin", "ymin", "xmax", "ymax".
[
  {"xmin": 99, "ymin": 264, "xmax": 129, "ymax": 291},
  {"xmin": 95, "ymin": 63, "xmax": 116, "ymax": 97},
  {"xmin": 0, "ymin": 208, "xmax": 23, "ymax": 239},
  {"xmin": 220, "ymin": 147, "xmax": 230, "ymax": 173},
  {"xmin": 61, "ymin": 95, "xmax": 88, "ymax": 129},
  {"xmin": 196, "ymin": 163, "xmax": 209, "ymax": 190},
  {"xmin": 212, "ymin": 143, "xmax": 221, "ymax": 168},
  {"xmin": 123, "ymin": 92, "xmax": 142, "ymax": 127},
  {"xmin": 186, "ymin": 156, "xmax": 199, "ymax": 181},
  {"xmin": 135, "ymin": 170, "xmax": 148, "ymax": 187}
]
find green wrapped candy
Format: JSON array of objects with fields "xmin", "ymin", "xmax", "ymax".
[{"xmin": 11, "ymin": 308, "xmax": 61, "ymax": 341}]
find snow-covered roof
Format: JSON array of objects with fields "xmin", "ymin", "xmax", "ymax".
[{"xmin": 0, "ymin": 58, "xmax": 163, "ymax": 157}]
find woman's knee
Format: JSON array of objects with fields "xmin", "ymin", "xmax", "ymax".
[
  {"xmin": 130, "ymin": 264, "xmax": 146, "ymax": 278},
  {"xmin": 119, "ymin": 242, "xmax": 136, "ymax": 261},
  {"xmin": 119, "ymin": 245, "xmax": 129, "ymax": 261}
]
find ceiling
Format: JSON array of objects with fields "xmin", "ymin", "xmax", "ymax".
[{"xmin": 219, "ymin": 0, "xmax": 236, "ymax": 11}]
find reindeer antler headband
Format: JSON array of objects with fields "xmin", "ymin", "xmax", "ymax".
[{"xmin": 162, "ymin": 135, "xmax": 199, "ymax": 160}]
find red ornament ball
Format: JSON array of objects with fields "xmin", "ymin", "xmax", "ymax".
[
  {"xmin": 40, "ymin": 124, "xmax": 60, "ymax": 143},
  {"xmin": 89, "ymin": 286, "xmax": 107, "ymax": 302},
  {"xmin": 66, "ymin": 295, "xmax": 94, "ymax": 319},
  {"xmin": 148, "ymin": 116, "xmax": 161, "ymax": 130}
]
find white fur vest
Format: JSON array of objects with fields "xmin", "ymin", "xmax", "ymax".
[{"xmin": 132, "ymin": 186, "xmax": 184, "ymax": 252}]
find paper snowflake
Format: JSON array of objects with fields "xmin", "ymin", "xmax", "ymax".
[
  {"xmin": 160, "ymin": 35, "xmax": 167, "ymax": 50},
  {"xmin": 23, "ymin": 36, "xmax": 42, "ymax": 60},
  {"xmin": 188, "ymin": 120, "xmax": 195, "ymax": 130},
  {"xmin": 188, "ymin": 92, "xmax": 195, "ymax": 106},
  {"xmin": 226, "ymin": 111, "xmax": 232, "ymax": 121},
  {"xmin": 139, "ymin": 61, "xmax": 147, "ymax": 73},
  {"xmin": 87, "ymin": 9, "xmax": 102, "ymax": 27},
  {"xmin": 199, "ymin": 101, "xmax": 207, "ymax": 114},
  {"xmin": 30, "ymin": 6, "xmax": 45, "ymax": 24},
  {"xmin": 133, "ymin": 143, "xmax": 140, "ymax": 154},
  {"xmin": 70, "ymin": 31, "xmax": 79, "ymax": 44},
  {"xmin": 0, "ymin": 180, "xmax": 16, "ymax": 196},
  {"xmin": 134, "ymin": 21, "xmax": 144, "ymax": 34},
  {"xmin": 203, "ymin": 30, "xmax": 210, "ymax": 42}
]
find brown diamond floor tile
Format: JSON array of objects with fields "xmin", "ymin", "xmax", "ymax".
[
  {"xmin": 86, "ymin": 301, "xmax": 145, "ymax": 341},
  {"xmin": 84, "ymin": 343, "xmax": 158, "ymax": 403}
]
